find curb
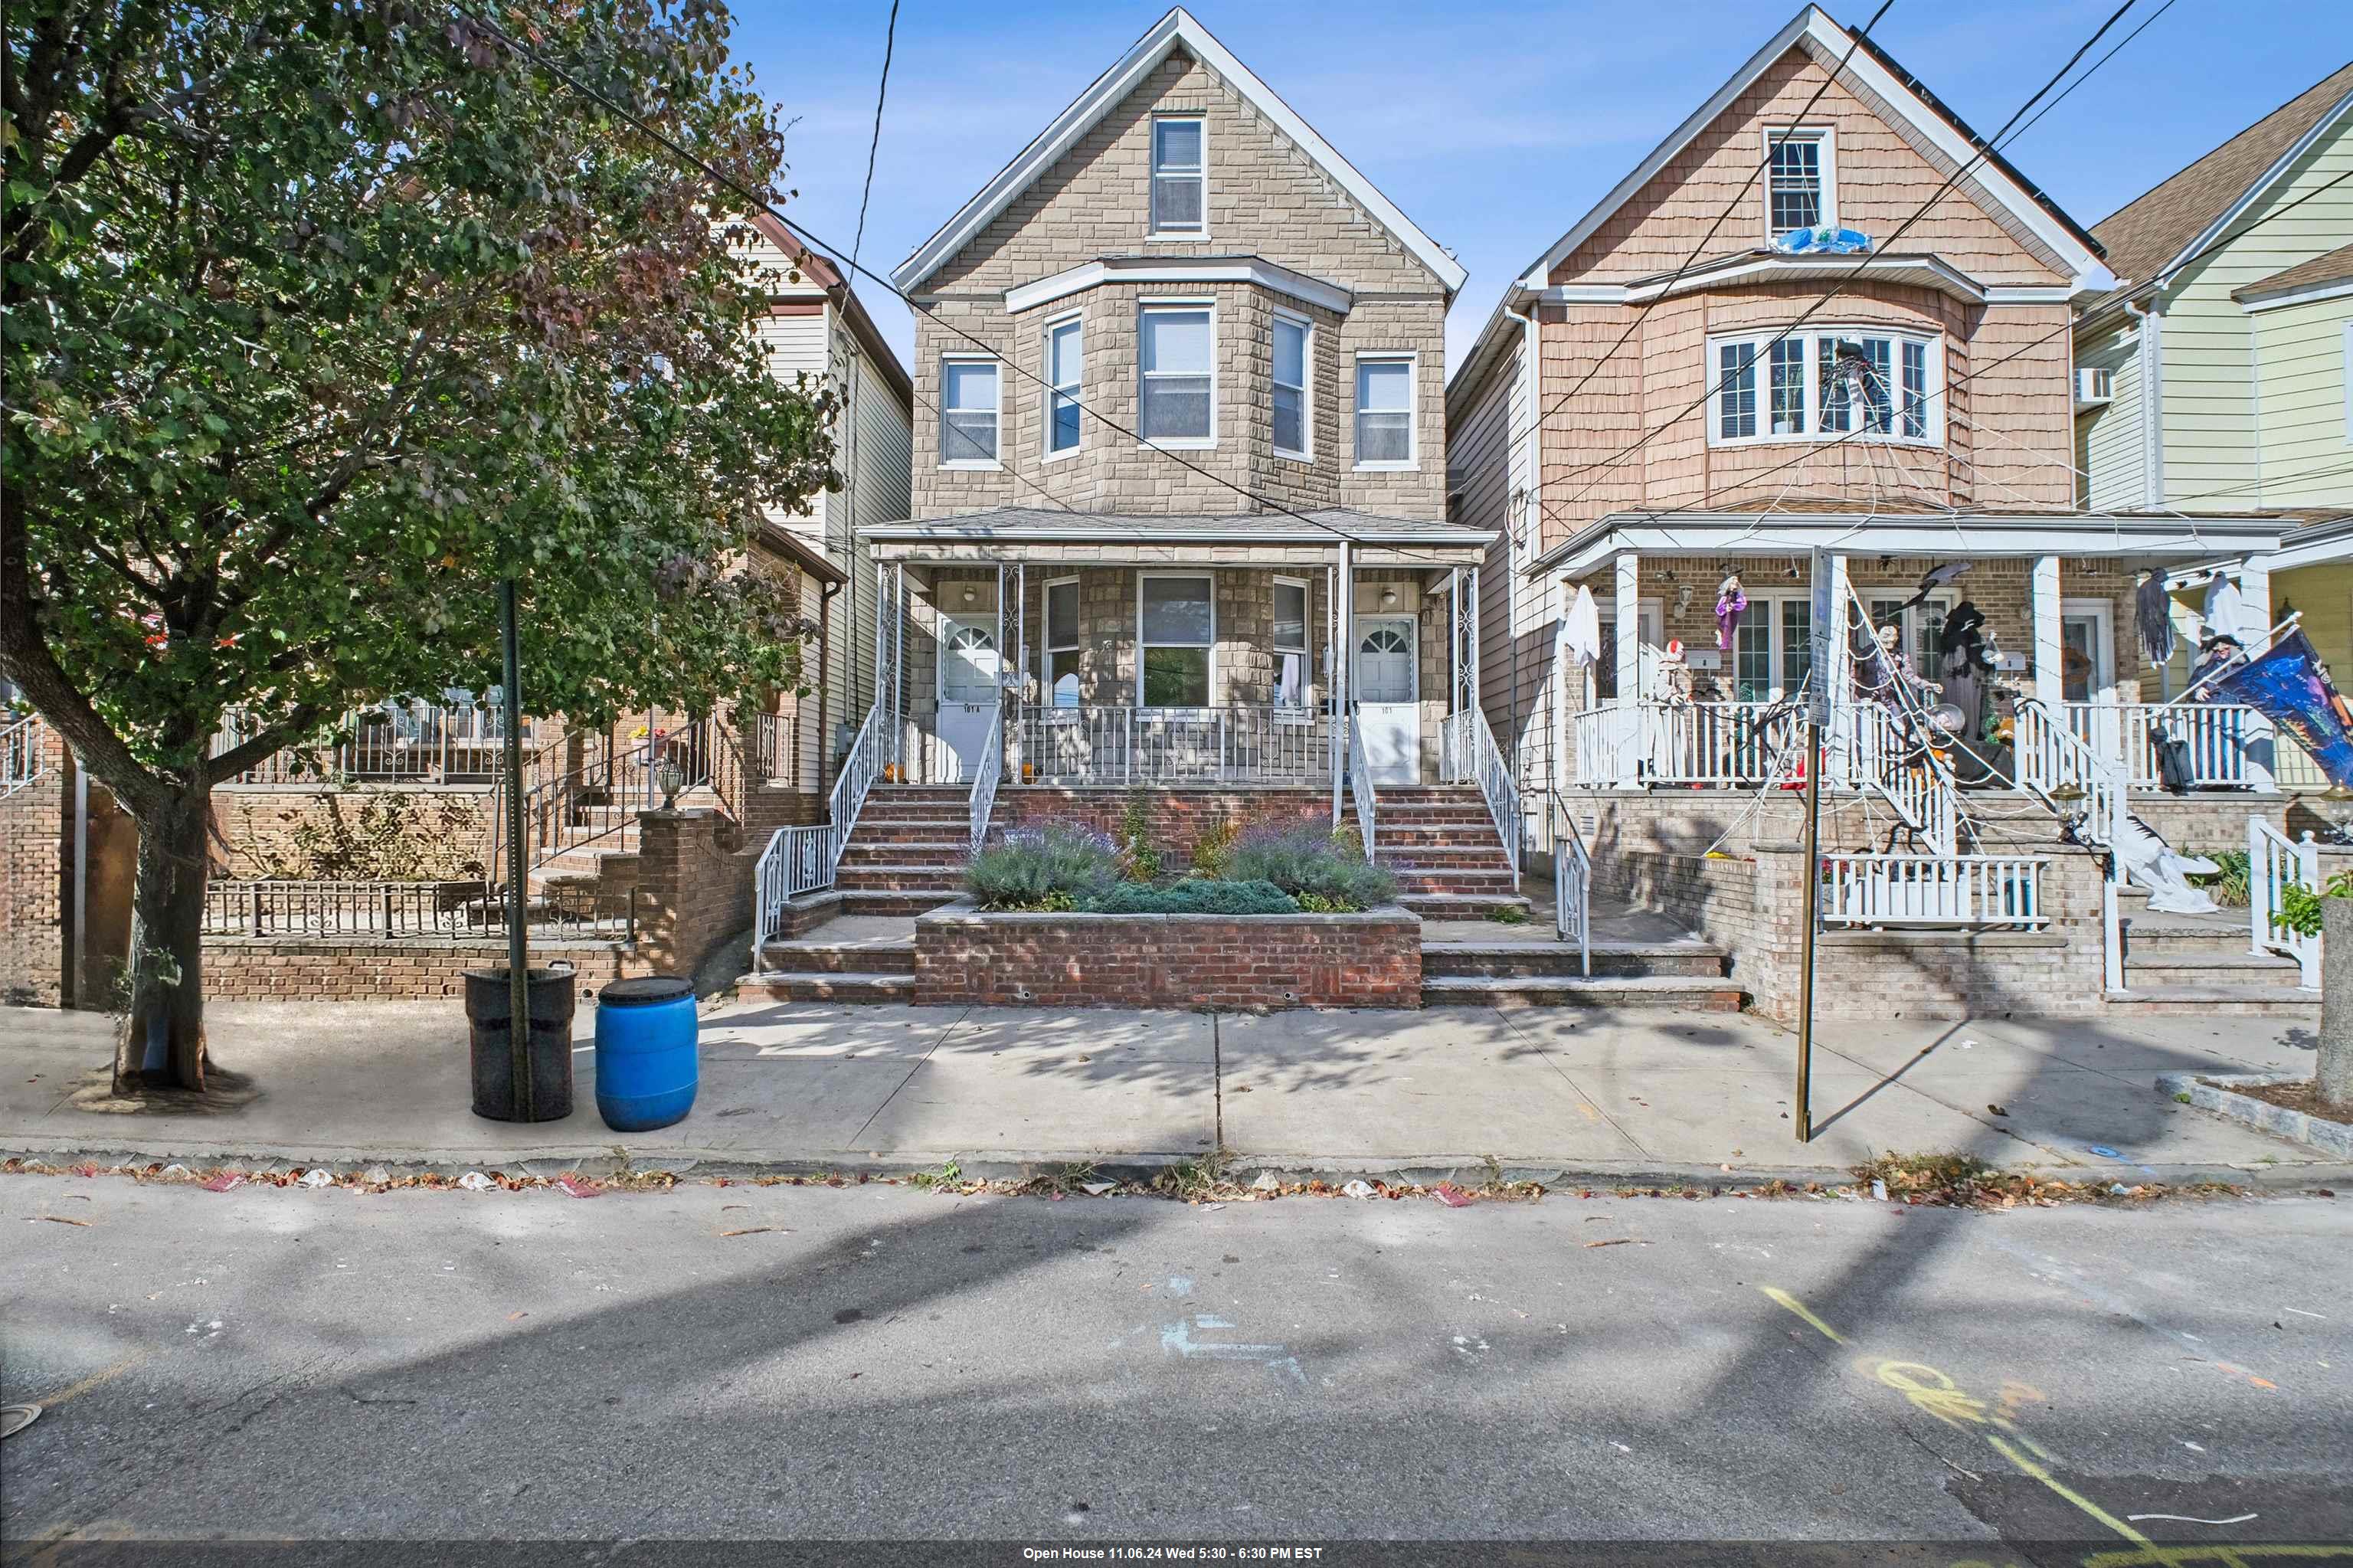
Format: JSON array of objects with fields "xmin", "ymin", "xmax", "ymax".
[
  {"xmin": 2157, "ymin": 1071, "xmax": 2353, "ymax": 1160},
  {"xmin": 4, "ymin": 1135, "xmax": 2348, "ymax": 1196}
]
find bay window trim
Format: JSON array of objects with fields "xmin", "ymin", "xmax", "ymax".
[
  {"xmin": 1703, "ymin": 326, "xmax": 1943, "ymax": 450},
  {"xmin": 1042, "ymin": 309, "xmax": 1085, "ymax": 462},
  {"xmin": 1271, "ymin": 307, "xmax": 1313, "ymax": 462},
  {"xmin": 1137, "ymin": 298, "xmax": 1219, "ymax": 452}
]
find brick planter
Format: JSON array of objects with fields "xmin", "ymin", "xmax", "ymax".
[{"xmin": 913, "ymin": 898, "xmax": 1421, "ymax": 1010}]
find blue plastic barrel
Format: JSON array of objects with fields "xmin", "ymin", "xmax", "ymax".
[{"xmin": 594, "ymin": 976, "xmax": 698, "ymax": 1131}]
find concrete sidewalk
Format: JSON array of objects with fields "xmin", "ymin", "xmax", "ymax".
[{"xmin": 0, "ymin": 999, "xmax": 2338, "ymax": 1187}]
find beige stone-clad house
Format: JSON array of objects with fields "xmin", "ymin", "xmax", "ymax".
[
  {"xmin": 863, "ymin": 5, "xmax": 1494, "ymax": 797},
  {"xmin": 1445, "ymin": 5, "xmax": 2320, "ymax": 1020}
]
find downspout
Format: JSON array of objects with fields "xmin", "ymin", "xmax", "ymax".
[{"xmin": 2123, "ymin": 294, "xmax": 2164, "ymax": 508}]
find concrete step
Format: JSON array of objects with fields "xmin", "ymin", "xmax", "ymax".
[
  {"xmin": 1422, "ymin": 942, "xmax": 1726, "ymax": 980},
  {"xmin": 841, "ymin": 891, "xmax": 961, "ymax": 917},
  {"xmin": 2104, "ymin": 984, "xmax": 2321, "ymax": 1016},
  {"xmin": 837, "ymin": 840, "xmax": 971, "ymax": 867},
  {"xmin": 754, "ymin": 940, "xmax": 915, "ymax": 975},
  {"xmin": 1422, "ymin": 974, "xmax": 1745, "ymax": 1011},
  {"xmin": 1399, "ymin": 892, "xmax": 1533, "ymax": 919},
  {"xmin": 1379, "ymin": 846, "xmax": 1513, "ymax": 868},
  {"xmin": 833, "ymin": 865, "xmax": 965, "ymax": 893},
  {"xmin": 736, "ymin": 971, "xmax": 914, "ymax": 1004},
  {"xmin": 1388, "ymin": 872, "xmax": 1519, "ymax": 893},
  {"xmin": 2124, "ymin": 951, "xmax": 2307, "ymax": 988}
]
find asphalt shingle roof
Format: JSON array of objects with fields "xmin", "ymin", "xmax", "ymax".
[{"xmin": 2233, "ymin": 241, "xmax": 2353, "ymax": 301}]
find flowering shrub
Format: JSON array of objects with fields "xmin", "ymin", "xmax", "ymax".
[
  {"xmin": 964, "ymin": 825, "xmax": 1119, "ymax": 911},
  {"xmin": 1224, "ymin": 823, "xmax": 1397, "ymax": 912}
]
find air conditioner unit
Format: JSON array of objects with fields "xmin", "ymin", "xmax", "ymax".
[{"xmin": 2073, "ymin": 367, "xmax": 2113, "ymax": 410}]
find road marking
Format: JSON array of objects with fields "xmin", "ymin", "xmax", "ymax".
[
  {"xmin": 33, "ymin": 1351, "xmax": 148, "ymax": 1411},
  {"xmin": 1759, "ymin": 1286, "xmax": 1847, "ymax": 1344},
  {"xmin": 2126, "ymin": 1513, "xmax": 2259, "ymax": 1526}
]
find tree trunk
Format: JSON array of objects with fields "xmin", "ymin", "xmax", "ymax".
[
  {"xmin": 112, "ymin": 791, "xmax": 212, "ymax": 1093},
  {"xmin": 2322, "ymin": 897, "xmax": 2353, "ymax": 1113}
]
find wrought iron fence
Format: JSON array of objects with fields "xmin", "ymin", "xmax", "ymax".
[
  {"xmin": 212, "ymin": 701, "xmax": 535, "ymax": 785},
  {"xmin": 202, "ymin": 879, "xmax": 636, "ymax": 941}
]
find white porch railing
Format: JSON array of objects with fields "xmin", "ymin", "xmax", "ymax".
[
  {"xmin": 968, "ymin": 700, "xmax": 1003, "ymax": 852},
  {"xmin": 752, "ymin": 701, "xmax": 889, "ymax": 969},
  {"xmin": 2250, "ymin": 817, "xmax": 2322, "ymax": 989},
  {"xmin": 2, "ymin": 715, "xmax": 45, "ymax": 800},
  {"xmin": 1345, "ymin": 707, "xmax": 1377, "ymax": 859},
  {"xmin": 2057, "ymin": 702, "xmax": 2270, "ymax": 791},
  {"xmin": 1015, "ymin": 705, "xmax": 1331, "ymax": 786},
  {"xmin": 1821, "ymin": 854, "xmax": 2050, "ymax": 929},
  {"xmin": 1442, "ymin": 705, "xmax": 1521, "ymax": 888},
  {"xmin": 1550, "ymin": 791, "xmax": 1592, "ymax": 976}
]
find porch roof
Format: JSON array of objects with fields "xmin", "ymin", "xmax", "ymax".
[
  {"xmin": 862, "ymin": 506, "xmax": 1496, "ymax": 560},
  {"xmin": 1532, "ymin": 506, "xmax": 2290, "ymax": 580}
]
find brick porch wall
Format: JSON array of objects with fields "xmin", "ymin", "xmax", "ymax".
[
  {"xmin": 201, "ymin": 940, "xmax": 640, "ymax": 1002},
  {"xmin": 1, "ymin": 728, "xmax": 71, "ymax": 1007},
  {"xmin": 914, "ymin": 899, "xmax": 1421, "ymax": 1009}
]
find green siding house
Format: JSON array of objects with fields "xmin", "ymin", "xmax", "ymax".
[{"xmin": 2074, "ymin": 63, "xmax": 2353, "ymax": 679}]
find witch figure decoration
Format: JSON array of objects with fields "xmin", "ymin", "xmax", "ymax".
[{"xmin": 1714, "ymin": 574, "xmax": 1746, "ymax": 653}]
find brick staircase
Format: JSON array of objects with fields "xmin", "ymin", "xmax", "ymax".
[
  {"xmin": 831, "ymin": 784, "xmax": 972, "ymax": 915},
  {"xmin": 2111, "ymin": 885, "xmax": 2319, "ymax": 1017},
  {"xmin": 1420, "ymin": 938, "xmax": 1744, "ymax": 1010},
  {"xmin": 1371, "ymin": 785, "xmax": 1531, "ymax": 920}
]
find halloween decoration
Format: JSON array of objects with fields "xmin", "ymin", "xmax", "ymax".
[
  {"xmin": 2135, "ymin": 571, "xmax": 2175, "ymax": 668},
  {"xmin": 1901, "ymin": 561, "xmax": 1973, "ymax": 612},
  {"xmin": 1714, "ymin": 574, "xmax": 1746, "ymax": 653}
]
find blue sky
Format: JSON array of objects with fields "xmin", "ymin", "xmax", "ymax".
[{"xmin": 729, "ymin": 0, "xmax": 2351, "ymax": 374}]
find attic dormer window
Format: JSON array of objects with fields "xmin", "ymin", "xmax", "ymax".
[
  {"xmin": 1765, "ymin": 127, "xmax": 1834, "ymax": 236},
  {"xmin": 1151, "ymin": 116, "xmax": 1206, "ymax": 236}
]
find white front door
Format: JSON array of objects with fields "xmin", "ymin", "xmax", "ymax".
[
  {"xmin": 935, "ymin": 617, "xmax": 1000, "ymax": 783},
  {"xmin": 1354, "ymin": 616, "xmax": 1419, "ymax": 785}
]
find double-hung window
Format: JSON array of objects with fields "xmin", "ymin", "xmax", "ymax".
[
  {"xmin": 1355, "ymin": 355, "xmax": 1415, "ymax": 468},
  {"xmin": 1766, "ymin": 128, "xmax": 1831, "ymax": 235},
  {"xmin": 1046, "ymin": 316, "xmax": 1082, "ymax": 457},
  {"xmin": 1042, "ymin": 578, "xmax": 1081, "ymax": 709},
  {"xmin": 1150, "ymin": 116, "xmax": 1206, "ymax": 236},
  {"xmin": 941, "ymin": 358, "xmax": 1000, "ymax": 464},
  {"xmin": 1139, "ymin": 305, "xmax": 1214, "ymax": 446},
  {"xmin": 1709, "ymin": 328, "xmax": 1940, "ymax": 447},
  {"xmin": 1272, "ymin": 315, "xmax": 1310, "ymax": 459},
  {"xmin": 1139, "ymin": 574, "xmax": 1214, "ymax": 709},
  {"xmin": 1273, "ymin": 577, "xmax": 1309, "ymax": 706}
]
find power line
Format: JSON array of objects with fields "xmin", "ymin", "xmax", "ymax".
[
  {"xmin": 450, "ymin": 2, "xmax": 1482, "ymax": 572},
  {"xmin": 1539, "ymin": 0, "xmax": 2144, "ymax": 526},
  {"xmin": 848, "ymin": 0, "xmax": 900, "ymax": 280}
]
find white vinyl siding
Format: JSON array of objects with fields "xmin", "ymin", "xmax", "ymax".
[
  {"xmin": 2250, "ymin": 293, "xmax": 2353, "ymax": 506},
  {"xmin": 2075, "ymin": 321, "xmax": 2146, "ymax": 510}
]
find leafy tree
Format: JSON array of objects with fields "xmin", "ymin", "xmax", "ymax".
[{"xmin": 3, "ymin": 0, "xmax": 838, "ymax": 1091}]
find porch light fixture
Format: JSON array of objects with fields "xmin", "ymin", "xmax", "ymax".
[
  {"xmin": 2049, "ymin": 781, "xmax": 2086, "ymax": 804},
  {"xmin": 1380, "ymin": 587, "xmax": 1399, "ymax": 608},
  {"xmin": 961, "ymin": 584, "xmax": 977, "ymax": 605},
  {"xmin": 2324, "ymin": 781, "xmax": 2353, "ymax": 803}
]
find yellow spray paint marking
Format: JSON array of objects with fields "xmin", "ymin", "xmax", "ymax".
[
  {"xmin": 34, "ymin": 1350, "xmax": 148, "ymax": 1411},
  {"xmin": 1759, "ymin": 1285, "xmax": 1847, "ymax": 1344},
  {"xmin": 2083, "ymin": 1549, "xmax": 2353, "ymax": 1566},
  {"xmin": 1875, "ymin": 1360, "xmax": 1997, "ymax": 1431}
]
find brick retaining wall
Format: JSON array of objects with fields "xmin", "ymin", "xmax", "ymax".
[
  {"xmin": 201, "ymin": 939, "xmax": 640, "ymax": 1001},
  {"xmin": 914, "ymin": 899, "xmax": 1421, "ymax": 1009}
]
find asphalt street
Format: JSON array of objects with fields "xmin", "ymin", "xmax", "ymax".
[{"xmin": 2, "ymin": 1174, "xmax": 2348, "ymax": 1566}]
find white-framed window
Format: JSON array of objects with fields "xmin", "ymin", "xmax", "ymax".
[
  {"xmin": 1707, "ymin": 328, "xmax": 1942, "ymax": 448},
  {"xmin": 1138, "ymin": 573, "xmax": 1214, "ymax": 708},
  {"xmin": 1273, "ymin": 576, "xmax": 1310, "ymax": 705},
  {"xmin": 1354, "ymin": 353, "xmax": 1416, "ymax": 469},
  {"xmin": 1139, "ymin": 303, "xmax": 1215, "ymax": 447},
  {"xmin": 1272, "ymin": 313, "xmax": 1311, "ymax": 460},
  {"xmin": 1150, "ymin": 116, "xmax": 1206, "ymax": 237},
  {"xmin": 1764, "ymin": 126, "xmax": 1834, "ymax": 235},
  {"xmin": 1732, "ymin": 594, "xmax": 1815, "ymax": 702},
  {"xmin": 940, "ymin": 356, "xmax": 1000, "ymax": 466},
  {"xmin": 1867, "ymin": 595, "xmax": 1952, "ymax": 678},
  {"xmin": 1042, "ymin": 576, "xmax": 1081, "ymax": 709},
  {"xmin": 1045, "ymin": 315, "xmax": 1083, "ymax": 458}
]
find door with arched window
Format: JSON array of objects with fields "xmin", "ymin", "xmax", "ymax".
[
  {"xmin": 935, "ymin": 617, "xmax": 1001, "ymax": 782},
  {"xmin": 1353, "ymin": 616, "xmax": 1419, "ymax": 784}
]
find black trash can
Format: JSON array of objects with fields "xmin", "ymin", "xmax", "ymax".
[{"xmin": 464, "ymin": 965, "xmax": 578, "ymax": 1122}]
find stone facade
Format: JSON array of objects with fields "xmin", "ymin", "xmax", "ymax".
[
  {"xmin": 913, "ymin": 899, "xmax": 1422, "ymax": 1009},
  {"xmin": 906, "ymin": 45, "xmax": 1452, "ymax": 524}
]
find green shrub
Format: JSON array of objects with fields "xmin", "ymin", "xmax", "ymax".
[
  {"xmin": 2273, "ymin": 868, "xmax": 2353, "ymax": 938},
  {"xmin": 1085, "ymin": 879, "xmax": 1298, "ymax": 915},
  {"xmin": 1225, "ymin": 823, "xmax": 1398, "ymax": 912},
  {"xmin": 1190, "ymin": 817, "xmax": 1242, "ymax": 879},
  {"xmin": 2194, "ymin": 849, "xmax": 2251, "ymax": 908},
  {"xmin": 965, "ymin": 825, "xmax": 1118, "ymax": 911},
  {"xmin": 1117, "ymin": 787, "xmax": 1161, "ymax": 883}
]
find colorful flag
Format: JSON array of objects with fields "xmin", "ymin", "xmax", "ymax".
[{"xmin": 2210, "ymin": 630, "xmax": 2353, "ymax": 789}]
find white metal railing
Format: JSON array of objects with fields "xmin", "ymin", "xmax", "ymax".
[
  {"xmin": 2250, "ymin": 817, "xmax": 2323, "ymax": 988},
  {"xmin": 212, "ymin": 700, "xmax": 533, "ymax": 784},
  {"xmin": 1015, "ymin": 705, "xmax": 1331, "ymax": 786},
  {"xmin": 1821, "ymin": 854, "xmax": 2050, "ymax": 929},
  {"xmin": 1550, "ymin": 791, "xmax": 1592, "ymax": 976},
  {"xmin": 1442, "ymin": 705, "xmax": 1522, "ymax": 889},
  {"xmin": 968, "ymin": 700, "xmax": 1004, "ymax": 852},
  {"xmin": 1345, "ymin": 707, "xmax": 1377, "ymax": 859},
  {"xmin": 2, "ymin": 715, "xmax": 45, "ymax": 799},
  {"xmin": 753, "ymin": 701, "xmax": 889, "ymax": 968}
]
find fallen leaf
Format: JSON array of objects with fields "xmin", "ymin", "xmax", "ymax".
[
  {"xmin": 34, "ymin": 1216, "xmax": 91, "ymax": 1227},
  {"xmin": 508, "ymin": 1311, "xmax": 529, "ymax": 1321}
]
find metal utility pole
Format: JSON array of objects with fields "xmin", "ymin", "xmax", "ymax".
[
  {"xmin": 1796, "ymin": 549, "xmax": 1831, "ymax": 1144},
  {"xmin": 500, "ymin": 579, "xmax": 533, "ymax": 1118}
]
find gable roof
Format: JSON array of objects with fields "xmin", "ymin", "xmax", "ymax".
[
  {"xmin": 2091, "ymin": 62, "xmax": 2353, "ymax": 299},
  {"xmin": 1512, "ymin": 5, "xmax": 2113, "ymax": 294},
  {"xmin": 2233, "ymin": 241, "xmax": 2353, "ymax": 305},
  {"xmin": 743, "ymin": 211, "xmax": 912, "ymax": 407},
  {"xmin": 891, "ymin": 7, "xmax": 1467, "ymax": 297}
]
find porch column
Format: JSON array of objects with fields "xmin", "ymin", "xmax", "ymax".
[
  {"xmin": 2240, "ymin": 561, "xmax": 2277, "ymax": 791},
  {"xmin": 1467, "ymin": 564, "xmax": 1481, "ymax": 708},
  {"xmin": 996, "ymin": 562, "xmax": 1008, "ymax": 782},
  {"xmin": 1613, "ymin": 552, "xmax": 1641, "ymax": 789},
  {"xmin": 1332, "ymin": 548, "xmax": 1348, "ymax": 826},
  {"xmin": 1013, "ymin": 561, "xmax": 1027, "ymax": 784},
  {"xmin": 893, "ymin": 564, "xmax": 908, "ymax": 771},
  {"xmin": 2031, "ymin": 555, "xmax": 2063, "ymax": 710}
]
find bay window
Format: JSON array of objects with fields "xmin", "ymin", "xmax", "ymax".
[
  {"xmin": 1273, "ymin": 315, "xmax": 1310, "ymax": 458},
  {"xmin": 1140, "ymin": 305, "xmax": 1214, "ymax": 446},
  {"xmin": 1708, "ymin": 328, "xmax": 1940, "ymax": 447},
  {"xmin": 1046, "ymin": 316, "xmax": 1082, "ymax": 456},
  {"xmin": 1139, "ymin": 574, "xmax": 1214, "ymax": 708}
]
